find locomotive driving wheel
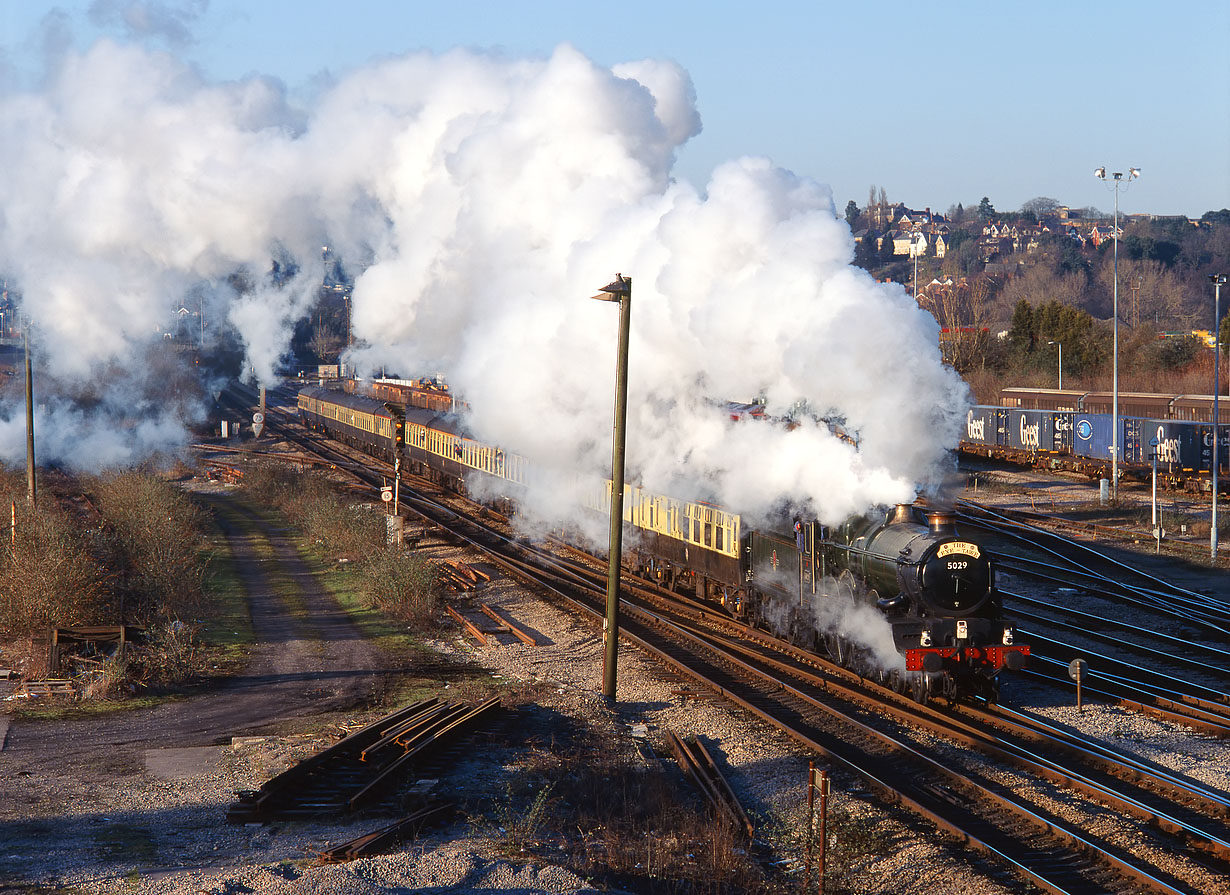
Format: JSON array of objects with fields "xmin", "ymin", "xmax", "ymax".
[
  {"xmin": 910, "ymin": 673, "xmax": 930, "ymax": 704},
  {"xmin": 941, "ymin": 674, "xmax": 959, "ymax": 706}
]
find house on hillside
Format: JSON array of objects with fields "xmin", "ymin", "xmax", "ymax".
[
  {"xmin": 978, "ymin": 236, "xmax": 1009, "ymax": 262},
  {"xmin": 1089, "ymin": 223, "xmax": 1123, "ymax": 247},
  {"xmin": 892, "ymin": 230, "xmax": 928, "ymax": 256}
]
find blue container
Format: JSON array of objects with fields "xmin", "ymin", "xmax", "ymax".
[
  {"xmin": 1072, "ymin": 413, "xmax": 1114, "ymax": 461},
  {"xmin": 1048, "ymin": 411, "xmax": 1074, "ymax": 453},
  {"xmin": 1007, "ymin": 409, "xmax": 1047, "ymax": 451},
  {"xmin": 1194, "ymin": 424, "xmax": 1230, "ymax": 473},
  {"xmin": 1124, "ymin": 419, "xmax": 1194, "ymax": 468},
  {"xmin": 963, "ymin": 407, "xmax": 1006, "ymax": 447}
]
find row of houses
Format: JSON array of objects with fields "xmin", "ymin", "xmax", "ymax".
[
  {"xmin": 860, "ymin": 201, "xmax": 1214, "ymax": 267},
  {"xmin": 855, "ymin": 206, "xmax": 1133, "ymax": 263}
]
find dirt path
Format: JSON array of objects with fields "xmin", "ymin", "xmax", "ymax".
[{"xmin": 0, "ymin": 488, "xmax": 389, "ymax": 777}]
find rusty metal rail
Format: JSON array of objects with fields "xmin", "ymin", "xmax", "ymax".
[
  {"xmin": 480, "ymin": 603, "xmax": 538, "ymax": 646},
  {"xmin": 444, "ymin": 605, "xmax": 489, "ymax": 646},
  {"xmin": 350, "ymin": 698, "xmax": 499, "ymax": 811},
  {"xmin": 316, "ymin": 802, "xmax": 455, "ymax": 863},
  {"xmin": 227, "ymin": 696, "xmax": 499, "ymax": 822},
  {"xmin": 666, "ymin": 730, "xmax": 754, "ymax": 840}
]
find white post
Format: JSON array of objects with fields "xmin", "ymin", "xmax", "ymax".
[
  {"xmin": 1150, "ymin": 436, "xmax": 1159, "ymax": 553},
  {"xmin": 1095, "ymin": 166, "xmax": 1139, "ymax": 503},
  {"xmin": 1212, "ymin": 275, "xmax": 1225, "ymax": 560}
]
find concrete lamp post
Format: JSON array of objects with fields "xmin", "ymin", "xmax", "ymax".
[
  {"xmin": 1048, "ymin": 340, "xmax": 1063, "ymax": 390},
  {"xmin": 591, "ymin": 273, "xmax": 632, "ymax": 700}
]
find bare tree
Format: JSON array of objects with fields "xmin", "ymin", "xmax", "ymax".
[
  {"xmin": 309, "ymin": 323, "xmax": 344, "ymax": 363},
  {"xmin": 1096, "ymin": 258, "xmax": 1187, "ymax": 330},
  {"xmin": 1020, "ymin": 196, "xmax": 1062, "ymax": 217},
  {"xmin": 918, "ymin": 276, "xmax": 995, "ymax": 373},
  {"xmin": 1000, "ymin": 265, "xmax": 1087, "ymax": 311}
]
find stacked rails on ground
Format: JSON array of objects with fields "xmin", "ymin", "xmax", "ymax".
[
  {"xmin": 316, "ymin": 803, "xmax": 456, "ymax": 863},
  {"xmin": 227, "ymin": 696, "xmax": 500, "ymax": 822}
]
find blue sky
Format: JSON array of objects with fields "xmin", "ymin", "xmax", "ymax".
[{"xmin": 3, "ymin": 0, "xmax": 1228, "ymax": 218}]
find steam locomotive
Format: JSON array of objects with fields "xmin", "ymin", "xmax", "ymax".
[
  {"xmin": 747, "ymin": 506, "xmax": 1025, "ymax": 702},
  {"xmin": 297, "ymin": 384, "xmax": 1027, "ymax": 701}
]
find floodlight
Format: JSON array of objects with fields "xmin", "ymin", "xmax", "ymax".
[{"xmin": 1094, "ymin": 166, "xmax": 1106, "ymax": 179}]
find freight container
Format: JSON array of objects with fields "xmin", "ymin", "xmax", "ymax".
[{"xmin": 1071, "ymin": 414, "xmax": 1115, "ymax": 461}]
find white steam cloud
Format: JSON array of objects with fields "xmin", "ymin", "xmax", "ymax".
[{"xmin": 0, "ymin": 24, "xmax": 969, "ymax": 524}]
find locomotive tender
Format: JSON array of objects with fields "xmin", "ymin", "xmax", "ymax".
[{"xmin": 298, "ymin": 384, "xmax": 1027, "ymax": 701}]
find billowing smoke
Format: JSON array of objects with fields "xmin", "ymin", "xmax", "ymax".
[
  {"xmin": 0, "ymin": 22, "xmax": 969, "ymax": 525},
  {"xmin": 753, "ymin": 567, "xmax": 904, "ymax": 673}
]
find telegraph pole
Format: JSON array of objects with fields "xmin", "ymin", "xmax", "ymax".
[{"xmin": 24, "ymin": 322, "xmax": 35, "ymax": 507}]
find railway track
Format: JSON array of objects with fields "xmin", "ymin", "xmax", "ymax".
[
  {"xmin": 223, "ymin": 381, "xmax": 1230, "ymax": 893},
  {"xmin": 954, "ymin": 501, "xmax": 1230, "ymax": 733}
]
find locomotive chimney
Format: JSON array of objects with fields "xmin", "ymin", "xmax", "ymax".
[
  {"xmin": 887, "ymin": 504, "xmax": 914, "ymax": 524},
  {"xmin": 928, "ymin": 511, "xmax": 956, "ymax": 536}
]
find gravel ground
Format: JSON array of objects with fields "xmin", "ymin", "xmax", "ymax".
[{"xmin": 3, "ymin": 467, "xmax": 1228, "ymax": 894}]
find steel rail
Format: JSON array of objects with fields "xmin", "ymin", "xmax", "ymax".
[
  {"xmin": 1020, "ymin": 664, "xmax": 1230, "ymax": 735},
  {"xmin": 959, "ymin": 501, "xmax": 1226, "ymax": 608},
  {"xmin": 1003, "ymin": 591, "xmax": 1230, "ymax": 663},
  {"xmin": 992, "ymin": 554, "xmax": 1230, "ymax": 634},
  {"xmin": 661, "ymin": 615, "xmax": 1230, "ymax": 864},
  {"xmin": 1022, "ymin": 632, "xmax": 1230, "ymax": 710},
  {"xmin": 1007, "ymin": 605, "xmax": 1230, "ymax": 681},
  {"xmin": 968, "ymin": 701, "xmax": 1230, "ymax": 814},
  {"xmin": 611, "ymin": 606, "xmax": 1194, "ymax": 894},
  {"xmin": 371, "ymin": 496, "xmax": 1208, "ymax": 893},
  {"xmin": 992, "ymin": 550, "xmax": 1225, "ymax": 611}
]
